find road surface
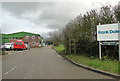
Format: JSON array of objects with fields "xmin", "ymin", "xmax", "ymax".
[{"xmin": 2, "ymin": 46, "xmax": 112, "ymax": 79}]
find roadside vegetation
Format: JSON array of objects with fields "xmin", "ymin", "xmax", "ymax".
[
  {"xmin": 49, "ymin": 5, "xmax": 120, "ymax": 60},
  {"xmin": 49, "ymin": 4, "xmax": 120, "ymax": 75},
  {"xmin": 65, "ymin": 54, "xmax": 119, "ymax": 74},
  {"xmin": 1, "ymin": 51, "xmax": 8, "ymax": 55},
  {"xmin": 53, "ymin": 45, "xmax": 119, "ymax": 74},
  {"xmin": 53, "ymin": 44, "xmax": 65, "ymax": 53}
]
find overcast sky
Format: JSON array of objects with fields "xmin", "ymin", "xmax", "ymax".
[{"xmin": 1, "ymin": 0, "xmax": 120, "ymax": 38}]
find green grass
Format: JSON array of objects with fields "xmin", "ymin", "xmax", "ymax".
[
  {"xmin": 53, "ymin": 44, "xmax": 65, "ymax": 53},
  {"xmin": 65, "ymin": 54, "xmax": 119, "ymax": 74},
  {"xmin": 53, "ymin": 44, "xmax": 119, "ymax": 74},
  {"xmin": 2, "ymin": 51, "xmax": 8, "ymax": 55},
  {"xmin": 39, "ymin": 46, "xmax": 42, "ymax": 48}
]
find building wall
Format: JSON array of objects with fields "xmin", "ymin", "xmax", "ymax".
[
  {"xmin": 9, "ymin": 38, "xmax": 23, "ymax": 43},
  {"xmin": 23, "ymin": 35, "xmax": 40, "ymax": 48},
  {"xmin": 8, "ymin": 35, "xmax": 40, "ymax": 48}
]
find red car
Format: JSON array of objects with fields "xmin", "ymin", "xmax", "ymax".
[{"xmin": 14, "ymin": 40, "xmax": 26, "ymax": 50}]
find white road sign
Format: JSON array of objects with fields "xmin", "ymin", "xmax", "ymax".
[{"xmin": 97, "ymin": 23, "xmax": 120, "ymax": 41}]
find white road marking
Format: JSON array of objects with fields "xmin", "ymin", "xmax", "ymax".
[{"xmin": 4, "ymin": 66, "xmax": 17, "ymax": 75}]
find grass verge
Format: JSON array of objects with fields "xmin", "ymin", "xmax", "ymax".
[
  {"xmin": 65, "ymin": 54, "xmax": 119, "ymax": 74},
  {"xmin": 52, "ymin": 44, "xmax": 119, "ymax": 74},
  {"xmin": 2, "ymin": 51, "xmax": 8, "ymax": 56},
  {"xmin": 53, "ymin": 44, "xmax": 65, "ymax": 53}
]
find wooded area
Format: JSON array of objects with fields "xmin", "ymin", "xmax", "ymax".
[{"xmin": 49, "ymin": 4, "xmax": 120, "ymax": 60}]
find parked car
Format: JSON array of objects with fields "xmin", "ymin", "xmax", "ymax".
[
  {"xmin": 14, "ymin": 40, "xmax": 26, "ymax": 50},
  {"xmin": 1, "ymin": 43, "xmax": 13, "ymax": 50},
  {"xmin": 24, "ymin": 44, "xmax": 30, "ymax": 49},
  {"xmin": 1, "ymin": 44, "xmax": 6, "ymax": 50},
  {"xmin": 10, "ymin": 42, "xmax": 14, "ymax": 49}
]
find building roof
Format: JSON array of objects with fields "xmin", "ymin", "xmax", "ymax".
[
  {"xmin": 2, "ymin": 31, "xmax": 41, "ymax": 43},
  {"xmin": 2, "ymin": 31, "xmax": 40, "ymax": 38}
]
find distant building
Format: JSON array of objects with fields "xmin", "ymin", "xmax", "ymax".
[{"xmin": 2, "ymin": 31, "xmax": 43, "ymax": 48}]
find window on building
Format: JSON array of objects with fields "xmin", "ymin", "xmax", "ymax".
[
  {"xmin": 13, "ymin": 37, "xmax": 16, "ymax": 39},
  {"xmin": 32, "ymin": 35, "xmax": 35, "ymax": 39},
  {"xmin": 9, "ymin": 38, "xmax": 12, "ymax": 39},
  {"xmin": 32, "ymin": 42, "xmax": 35, "ymax": 45},
  {"xmin": 26, "ymin": 36, "xmax": 29, "ymax": 39},
  {"xmin": 38, "ymin": 36, "xmax": 40, "ymax": 39}
]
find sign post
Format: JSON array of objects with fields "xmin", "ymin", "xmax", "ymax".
[
  {"xmin": 118, "ymin": 40, "xmax": 120, "ymax": 62},
  {"xmin": 99, "ymin": 41, "xmax": 101, "ymax": 59},
  {"xmin": 97, "ymin": 22, "xmax": 120, "ymax": 61},
  {"xmin": 119, "ymin": 21, "xmax": 120, "ymax": 62}
]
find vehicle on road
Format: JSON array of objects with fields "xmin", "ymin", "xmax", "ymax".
[
  {"xmin": 10, "ymin": 42, "xmax": 14, "ymax": 50},
  {"xmin": 14, "ymin": 40, "xmax": 26, "ymax": 50},
  {"xmin": 24, "ymin": 44, "xmax": 30, "ymax": 49},
  {"xmin": 1, "ymin": 44, "xmax": 6, "ymax": 50},
  {"xmin": 1, "ymin": 43, "xmax": 13, "ymax": 50}
]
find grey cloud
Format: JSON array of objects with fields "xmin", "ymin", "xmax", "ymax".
[
  {"xmin": 3, "ymin": 2, "xmax": 82, "ymax": 30},
  {"xmin": 2, "ymin": 2, "xmax": 97, "ymax": 38},
  {"xmin": 3, "ymin": 2, "xmax": 55, "ymax": 16},
  {"xmin": 31, "ymin": 2, "xmax": 81, "ymax": 29}
]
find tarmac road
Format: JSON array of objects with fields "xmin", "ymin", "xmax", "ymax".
[{"xmin": 2, "ymin": 46, "xmax": 112, "ymax": 79}]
